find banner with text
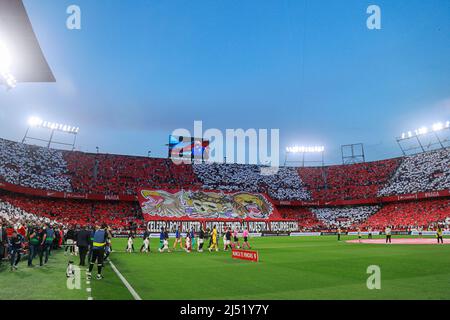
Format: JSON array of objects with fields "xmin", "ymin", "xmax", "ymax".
[
  {"xmin": 146, "ymin": 220, "xmax": 299, "ymax": 233},
  {"xmin": 232, "ymin": 249, "xmax": 259, "ymax": 262}
]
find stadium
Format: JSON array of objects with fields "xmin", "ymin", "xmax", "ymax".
[{"xmin": 1, "ymin": 0, "xmax": 450, "ymax": 306}]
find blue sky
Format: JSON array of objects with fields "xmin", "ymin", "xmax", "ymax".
[{"xmin": 0, "ymin": 0, "xmax": 449, "ymax": 165}]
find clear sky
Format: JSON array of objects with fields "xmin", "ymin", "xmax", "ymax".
[{"xmin": 0, "ymin": 0, "xmax": 449, "ymax": 165}]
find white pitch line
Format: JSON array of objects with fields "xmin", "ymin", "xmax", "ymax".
[
  {"xmin": 109, "ymin": 260, "xmax": 142, "ymax": 300},
  {"xmin": 85, "ymin": 269, "xmax": 92, "ymax": 300}
]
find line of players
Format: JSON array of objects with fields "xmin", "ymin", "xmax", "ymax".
[{"xmin": 125, "ymin": 225, "xmax": 252, "ymax": 254}]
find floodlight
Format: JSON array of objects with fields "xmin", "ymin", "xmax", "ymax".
[
  {"xmin": 26, "ymin": 116, "xmax": 80, "ymax": 137},
  {"xmin": 420, "ymin": 127, "xmax": 428, "ymax": 135},
  {"xmin": 23, "ymin": 116, "xmax": 79, "ymax": 150},
  {"xmin": 397, "ymin": 121, "xmax": 450, "ymax": 156},
  {"xmin": 286, "ymin": 145, "xmax": 325, "ymax": 153},
  {"xmin": 28, "ymin": 116, "xmax": 42, "ymax": 127},
  {"xmin": 432, "ymin": 122, "xmax": 443, "ymax": 132}
]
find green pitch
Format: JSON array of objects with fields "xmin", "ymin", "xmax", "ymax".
[{"xmin": 1, "ymin": 236, "xmax": 450, "ymax": 300}]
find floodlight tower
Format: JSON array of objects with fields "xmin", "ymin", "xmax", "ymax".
[
  {"xmin": 396, "ymin": 121, "xmax": 450, "ymax": 156},
  {"xmin": 22, "ymin": 116, "xmax": 80, "ymax": 150},
  {"xmin": 341, "ymin": 143, "xmax": 365, "ymax": 165}
]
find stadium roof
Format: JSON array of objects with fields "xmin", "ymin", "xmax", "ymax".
[{"xmin": 0, "ymin": 0, "xmax": 55, "ymax": 82}]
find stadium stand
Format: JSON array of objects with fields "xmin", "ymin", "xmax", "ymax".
[
  {"xmin": 0, "ymin": 138, "xmax": 200, "ymax": 195},
  {"xmin": 361, "ymin": 199, "xmax": 450, "ymax": 230},
  {"xmin": 378, "ymin": 148, "xmax": 450, "ymax": 196},
  {"xmin": 310, "ymin": 205, "xmax": 381, "ymax": 228},
  {"xmin": 297, "ymin": 159, "xmax": 401, "ymax": 201},
  {"xmin": 193, "ymin": 163, "xmax": 311, "ymax": 200},
  {"xmin": 280, "ymin": 199, "xmax": 450, "ymax": 230},
  {"xmin": 0, "ymin": 190, "xmax": 143, "ymax": 230},
  {"xmin": 0, "ymin": 197, "xmax": 61, "ymax": 229},
  {"xmin": 64, "ymin": 151, "xmax": 200, "ymax": 195},
  {"xmin": 2, "ymin": 137, "xmax": 450, "ymax": 201},
  {"xmin": 277, "ymin": 206, "xmax": 323, "ymax": 230},
  {"xmin": 0, "ymin": 138, "xmax": 72, "ymax": 192},
  {"xmin": 1, "ymin": 137, "xmax": 450, "ymax": 233}
]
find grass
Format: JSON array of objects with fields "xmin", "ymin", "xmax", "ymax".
[{"xmin": 1, "ymin": 235, "xmax": 450, "ymax": 300}]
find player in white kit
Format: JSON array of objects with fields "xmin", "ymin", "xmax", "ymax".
[
  {"xmin": 185, "ymin": 233, "xmax": 191, "ymax": 253},
  {"xmin": 141, "ymin": 237, "xmax": 150, "ymax": 253},
  {"xmin": 126, "ymin": 235, "xmax": 134, "ymax": 253}
]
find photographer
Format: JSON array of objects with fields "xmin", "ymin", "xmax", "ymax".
[
  {"xmin": 0, "ymin": 220, "xmax": 7, "ymax": 266},
  {"xmin": 41, "ymin": 223, "xmax": 55, "ymax": 265},
  {"xmin": 9, "ymin": 230, "xmax": 24, "ymax": 271},
  {"xmin": 27, "ymin": 225, "xmax": 41, "ymax": 267}
]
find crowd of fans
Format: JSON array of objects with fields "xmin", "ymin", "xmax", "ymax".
[
  {"xmin": 64, "ymin": 152, "xmax": 200, "ymax": 195},
  {"xmin": 378, "ymin": 148, "xmax": 450, "ymax": 196},
  {"xmin": 0, "ymin": 199, "xmax": 61, "ymax": 230},
  {"xmin": 361, "ymin": 199, "xmax": 450, "ymax": 230},
  {"xmin": 310, "ymin": 205, "xmax": 381, "ymax": 228},
  {"xmin": 298, "ymin": 159, "xmax": 401, "ymax": 201},
  {"xmin": 1, "ymin": 198, "xmax": 65, "ymax": 270},
  {"xmin": 278, "ymin": 198, "xmax": 450, "ymax": 231},
  {"xmin": 0, "ymin": 138, "xmax": 201, "ymax": 196},
  {"xmin": 2, "ymin": 137, "xmax": 450, "ymax": 202},
  {"xmin": 193, "ymin": 163, "xmax": 311, "ymax": 200},
  {"xmin": 0, "ymin": 138, "xmax": 72, "ymax": 192},
  {"xmin": 0, "ymin": 198, "xmax": 118, "ymax": 274},
  {"xmin": 278, "ymin": 207, "xmax": 324, "ymax": 230},
  {"xmin": 0, "ymin": 191, "xmax": 144, "ymax": 230}
]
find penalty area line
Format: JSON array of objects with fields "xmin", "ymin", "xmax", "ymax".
[{"xmin": 109, "ymin": 260, "xmax": 142, "ymax": 300}]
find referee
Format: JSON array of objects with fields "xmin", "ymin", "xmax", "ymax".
[
  {"xmin": 437, "ymin": 226, "xmax": 444, "ymax": 244},
  {"xmin": 385, "ymin": 226, "xmax": 392, "ymax": 244},
  {"xmin": 87, "ymin": 224, "xmax": 108, "ymax": 280}
]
